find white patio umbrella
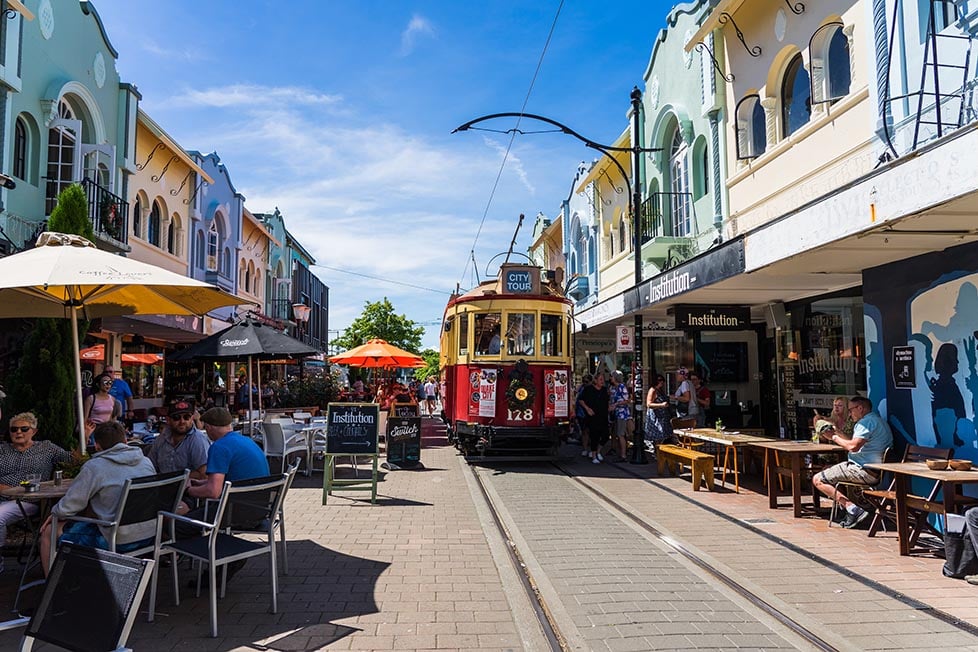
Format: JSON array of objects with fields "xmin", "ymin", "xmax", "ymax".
[{"xmin": 0, "ymin": 232, "xmax": 246, "ymax": 450}]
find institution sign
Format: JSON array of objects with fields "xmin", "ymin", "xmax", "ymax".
[{"xmin": 674, "ymin": 305, "xmax": 750, "ymax": 330}]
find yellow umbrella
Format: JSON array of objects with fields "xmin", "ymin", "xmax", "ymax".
[{"xmin": 0, "ymin": 232, "xmax": 246, "ymax": 449}]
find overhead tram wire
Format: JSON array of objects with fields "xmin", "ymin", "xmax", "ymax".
[
  {"xmin": 312, "ymin": 264, "xmax": 452, "ymax": 295},
  {"xmin": 455, "ymin": 0, "xmax": 565, "ymax": 289}
]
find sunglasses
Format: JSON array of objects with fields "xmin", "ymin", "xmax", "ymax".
[
  {"xmin": 169, "ymin": 413, "xmax": 194, "ymax": 421},
  {"xmin": 10, "ymin": 426, "xmax": 32, "ymax": 433}
]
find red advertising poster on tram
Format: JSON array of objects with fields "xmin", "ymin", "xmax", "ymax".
[
  {"xmin": 545, "ymin": 369, "xmax": 569, "ymax": 418},
  {"xmin": 478, "ymin": 369, "xmax": 498, "ymax": 417},
  {"xmin": 467, "ymin": 369, "xmax": 481, "ymax": 417}
]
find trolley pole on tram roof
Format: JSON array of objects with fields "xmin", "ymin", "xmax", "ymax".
[{"xmin": 453, "ymin": 90, "xmax": 659, "ymax": 464}]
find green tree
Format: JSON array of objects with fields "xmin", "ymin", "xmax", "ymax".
[
  {"xmin": 7, "ymin": 184, "xmax": 93, "ymax": 451},
  {"xmin": 413, "ymin": 348, "xmax": 440, "ymax": 380},
  {"xmin": 331, "ymin": 298, "xmax": 425, "ymax": 354}
]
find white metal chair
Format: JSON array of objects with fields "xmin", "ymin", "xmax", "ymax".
[
  {"xmin": 292, "ymin": 411, "xmax": 313, "ymax": 424},
  {"xmin": 149, "ymin": 474, "xmax": 289, "ymax": 638},
  {"xmin": 261, "ymin": 421, "xmax": 307, "ymax": 474}
]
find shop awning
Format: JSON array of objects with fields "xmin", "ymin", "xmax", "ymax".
[{"xmin": 80, "ymin": 344, "xmax": 162, "ymax": 365}]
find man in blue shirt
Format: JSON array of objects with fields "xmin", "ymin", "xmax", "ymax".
[
  {"xmin": 813, "ymin": 396, "xmax": 893, "ymax": 529},
  {"xmin": 103, "ymin": 366, "xmax": 134, "ymax": 421},
  {"xmin": 181, "ymin": 407, "xmax": 270, "ymax": 583},
  {"xmin": 187, "ymin": 407, "xmax": 269, "ymax": 500}
]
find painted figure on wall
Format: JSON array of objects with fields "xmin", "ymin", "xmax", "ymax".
[{"xmin": 930, "ymin": 342, "xmax": 967, "ymax": 447}]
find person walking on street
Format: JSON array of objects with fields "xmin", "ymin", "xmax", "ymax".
[
  {"xmin": 609, "ymin": 371, "xmax": 632, "ymax": 460},
  {"xmin": 689, "ymin": 371, "xmax": 711, "ymax": 428},
  {"xmin": 578, "ymin": 374, "xmax": 610, "ymax": 464}
]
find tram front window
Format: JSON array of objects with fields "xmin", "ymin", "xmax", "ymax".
[
  {"xmin": 540, "ymin": 314, "xmax": 563, "ymax": 356},
  {"xmin": 475, "ymin": 312, "xmax": 501, "ymax": 355},
  {"xmin": 506, "ymin": 313, "xmax": 536, "ymax": 356}
]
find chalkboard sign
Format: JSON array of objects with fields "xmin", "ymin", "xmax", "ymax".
[
  {"xmin": 325, "ymin": 403, "xmax": 380, "ymax": 455},
  {"xmin": 386, "ymin": 416, "xmax": 422, "ymax": 468},
  {"xmin": 392, "ymin": 402, "xmax": 419, "ymax": 417}
]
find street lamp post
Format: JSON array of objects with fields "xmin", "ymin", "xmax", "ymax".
[
  {"xmin": 292, "ymin": 302, "xmax": 311, "ymax": 342},
  {"xmin": 453, "ymin": 89, "xmax": 656, "ymax": 464}
]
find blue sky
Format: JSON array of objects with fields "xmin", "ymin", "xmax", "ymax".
[{"xmin": 93, "ymin": 0, "xmax": 672, "ymax": 349}]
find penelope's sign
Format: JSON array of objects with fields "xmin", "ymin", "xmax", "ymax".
[{"xmin": 325, "ymin": 403, "xmax": 379, "ymax": 454}]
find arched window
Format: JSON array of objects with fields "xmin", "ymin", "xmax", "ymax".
[
  {"xmin": 810, "ymin": 23, "xmax": 851, "ymax": 105},
  {"xmin": 735, "ymin": 95, "xmax": 767, "ymax": 159},
  {"xmin": 587, "ymin": 235, "xmax": 596, "ymax": 274},
  {"xmin": 167, "ymin": 219, "xmax": 175, "ymax": 254},
  {"xmin": 45, "ymin": 100, "xmax": 78, "ymax": 214},
  {"xmin": 148, "ymin": 201, "xmax": 161, "ymax": 247},
  {"xmin": 13, "ymin": 118, "xmax": 27, "ymax": 180},
  {"xmin": 691, "ymin": 136, "xmax": 709, "ymax": 199},
  {"xmin": 223, "ymin": 246, "xmax": 232, "ymax": 277},
  {"xmin": 669, "ymin": 130, "xmax": 692, "ymax": 237},
  {"xmin": 618, "ymin": 218, "xmax": 626, "ymax": 254},
  {"xmin": 195, "ymin": 230, "xmax": 205, "ymax": 269},
  {"xmin": 206, "ymin": 222, "xmax": 218, "ymax": 271},
  {"xmin": 781, "ymin": 54, "xmax": 811, "ymax": 137},
  {"xmin": 132, "ymin": 198, "xmax": 142, "ymax": 238}
]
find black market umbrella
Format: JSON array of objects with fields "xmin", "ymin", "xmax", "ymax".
[{"xmin": 169, "ymin": 319, "xmax": 320, "ymax": 415}]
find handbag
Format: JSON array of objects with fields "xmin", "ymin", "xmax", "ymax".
[{"xmin": 943, "ymin": 514, "xmax": 978, "ymax": 578}]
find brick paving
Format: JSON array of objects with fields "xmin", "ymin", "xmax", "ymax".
[{"xmin": 1, "ymin": 427, "xmax": 978, "ymax": 650}]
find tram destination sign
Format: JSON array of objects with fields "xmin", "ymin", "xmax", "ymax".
[
  {"xmin": 501, "ymin": 264, "xmax": 540, "ymax": 294},
  {"xmin": 325, "ymin": 403, "xmax": 379, "ymax": 455}
]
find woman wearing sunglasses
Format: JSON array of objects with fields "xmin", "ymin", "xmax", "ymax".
[
  {"xmin": 0, "ymin": 412, "xmax": 73, "ymax": 567},
  {"xmin": 83, "ymin": 373, "xmax": 123, "ymax": 425}
]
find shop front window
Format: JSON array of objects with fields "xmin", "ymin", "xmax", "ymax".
[{"xmin": 778, "ymin": 294, "xmax": 865, "ymax": 438}]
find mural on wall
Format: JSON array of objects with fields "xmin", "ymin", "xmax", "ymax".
[{"xmin": 864, "ymin": 241, "xmax": 978, "ymax": 459}]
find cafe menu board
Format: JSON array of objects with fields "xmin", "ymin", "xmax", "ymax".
[
  {"xmin": 386, "ymin": 416, "xmax": 422, "ymax": 468},
  {"xmin": 325, "ymin": 403, "xmax": 379, "ymax": 455}
]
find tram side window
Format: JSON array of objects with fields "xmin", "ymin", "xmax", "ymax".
[
  {"xmin": 540, "ymin": 314, "xmax": 563, "ymax": 356},
  {"xmin": 458, "ymin": 314, "xmax": 469, "ymax": 356},
  {"xmin": 506, "ymin": 313, "xmax": 536, "ymax": 356},
  {"xmin": 474, "ymin": 312, "xmax": 501, "ymax": 355}
]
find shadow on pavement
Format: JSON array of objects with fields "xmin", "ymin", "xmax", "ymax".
[{"xmin": 0, "ymin": 540, "xmax": 390, "ymax": 652}]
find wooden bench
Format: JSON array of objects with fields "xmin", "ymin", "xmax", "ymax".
[{"xmin": 657, "ymin": 444, "xmax": 715, "ymax": 491}]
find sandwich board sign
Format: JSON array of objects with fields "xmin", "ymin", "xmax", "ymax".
[{"xmin": 322, "ymin": 403, "xmax": 379, "ymax": 504}]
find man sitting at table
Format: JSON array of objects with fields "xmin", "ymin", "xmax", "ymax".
[
  {"xmin": 147, "ymin": 399, "xmax": 209, "ymax": 479},
  {"xmin": 40, "ymin": 421, "xmax": 157, "ymax": 574},
  {"xmin": 0, "ymin": 412, "xmax": 74, "ymax": 571},
  {"xmin": 180, "ymin": 407, "xmax": 270, "ymax": 584},
  {"xmin": 812, "ymin": 396, "xmax": 893, "ymax": 529}
]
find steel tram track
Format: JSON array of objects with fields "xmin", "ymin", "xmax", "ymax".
[{"xmin": 467, "ymin": 462, "xmax": 567, "ymax": 652}]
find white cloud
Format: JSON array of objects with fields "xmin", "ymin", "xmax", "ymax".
[
  {"xmin": 399, "ymin": 15, "xmax": 435, "ymax": 56},
  {"xmin": 482, "ymin": 136, "xmax": 536, "ymax": 194},
  {"xmin": 154, "ymin": 88, "xmax": 527, "ymax": 339},
  {"xmin": 142, "ymin": 40, "xmax": 206, "ymax": 62},
  {"xmin": 169, "ymin": 84, "xmax": 342, "ymax": 109}
]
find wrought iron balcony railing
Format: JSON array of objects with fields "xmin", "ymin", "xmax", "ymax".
[
  {"xmin": 81, "ymin": 178, "xmax": 128, "ymax": 245},
  {"xmin": 639, "ymin": 192, "xmax": 700, "ymax": 270}
]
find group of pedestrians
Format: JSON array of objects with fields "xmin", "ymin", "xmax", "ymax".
[{"xmin": 575, "ymin": 371, "xmax": 634, "ymax": 464}]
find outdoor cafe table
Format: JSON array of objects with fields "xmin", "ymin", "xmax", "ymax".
[
  {"xmin": 1, "ymin": 479, "xmax": 74, "ymax": 610},
  {"xmin": 677, "ymin": 429, "xmax": 775, "ymax": 493},
  {"xmin": 863, "ymin": 461, "xmax": 978, "ymax": 556},
  {"xmin": 749, "ymin": 440, "xmax": 846, "ymax": 517}
]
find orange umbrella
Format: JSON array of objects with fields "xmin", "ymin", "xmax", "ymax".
[{"xmin": 329, "ymin": 338, "xmax": 425, "ymax": 368}]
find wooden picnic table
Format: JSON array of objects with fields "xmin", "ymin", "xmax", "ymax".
[
  {"xmin": 749, "ymin": 440, "xmax": 846, "ymax": 517},
  {"xmin": 864, "ymin": 461, "xmax": 978, "ymax": 556},
  {"xmin": 677, "ymin": 429, "xmax": 775, "ymax": 493}
]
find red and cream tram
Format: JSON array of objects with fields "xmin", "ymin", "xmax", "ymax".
[{"xmin": 440, "ymin": 264, "xmax": 573, "ymax": 458}]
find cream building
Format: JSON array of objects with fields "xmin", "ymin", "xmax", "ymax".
[{"xmin": 239, "ymin": 207, "xmax": 276, "ymax": 311}]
